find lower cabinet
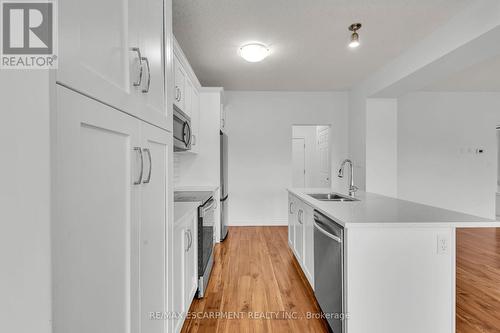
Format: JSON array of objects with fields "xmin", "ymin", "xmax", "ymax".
[
  {"xmin": 172, "ymin": 209, "xmax": 198, "ymax": 333},
  {"xmin": 302, "ymin": 203, "xmax": 314, "ymax": 288},
  {"xmin": 288, "ymin": 194, "xmax": 315, "ymax": 289},
  {"xmin": 53, "ymin": 85, "xmax": 172, "ymax": 333},
  {"xmin": 288, "ymin": 194, "xmax": 296, "ymax": 247}
]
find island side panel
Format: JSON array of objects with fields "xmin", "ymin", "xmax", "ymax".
[{"xmin": 345, "ymin": 226, "xmax": 456, "ymax": 333}]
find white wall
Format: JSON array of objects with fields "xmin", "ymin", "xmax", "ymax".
[
  {"xmin": 224, "ymin": 91, "xmax": 349, "ymax": 226},
  {"xmin": 0, "ymin": 71, "xmax": 53, "ymax": 332},
  {"xmin": 397, "ymin": 92, "xmax": 500, "ymax": 219},
  {"xmin": 366, "ymin": 99, "xmax": 398, "ymax": 197}
]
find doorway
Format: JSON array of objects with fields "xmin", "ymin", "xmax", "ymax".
[{"xmin": 291, "ymin": 125, "xmax": 331, "ymax": 188}]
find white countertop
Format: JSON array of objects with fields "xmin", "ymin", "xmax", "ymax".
[
  {"xmin": 174, "ymin": 202, "xmax": 199, "ymax": 224},
  {"xmin": 288, "ymin": 188, "xmax": 497, "ymax": 228}
]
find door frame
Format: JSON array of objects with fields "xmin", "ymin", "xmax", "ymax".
[
  {"xmin": 292, "ymin": 137, "xmax": 306, "ymax": 188},
  {"xmin": 291, "ymin": 124, "xmax": 332, "ymax": 188}
]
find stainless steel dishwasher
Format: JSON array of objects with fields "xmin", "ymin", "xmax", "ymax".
[{"xmin": 314, "ymin": 210, "xmax": 345, "ymax": 333}]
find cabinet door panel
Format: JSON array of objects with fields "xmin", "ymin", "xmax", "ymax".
[
  {"xmin": 58, "ymin": 0, "xmax": 142, "ymax": 118},
  {"xmin": 173, "ymin": 55, "xmax": 186, "ymax": 112},
  {"xmin": 172, "ymin": 223, "xmax": 185, "ymax": 333},
  {"xmin": 190, "ymin": 88, "xmax": 200, "ymax": 153},
  {"xmin": 184, "ymin": 213, "xmax": 198, "ymax": 308},
  {"xmin": 139, "ymin": 0, "xmax": 167, "ymax": 128},
  {"xmin": 140, "ymin": 123, "xmax": 171, "ymax": 333},
  {"xmin": 288, "ymin": 195, "xmax": 296, "ymax": 248},
  {"xmin": 54, "ymin": 85, "xmax": 140, "ymax": 333},
  {"xmin": 295, "ymin": 204, "xmax": 304, "ymax": 262},
  {"xmin": 303, "ymin": 203, "xmax": 315, "ymax": 288}
]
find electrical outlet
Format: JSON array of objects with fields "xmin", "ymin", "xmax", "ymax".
[{"xmin": 437, "ymin": 234, "xmax": 449, "ymax": 255}]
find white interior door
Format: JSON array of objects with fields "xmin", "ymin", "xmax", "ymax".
[
  {"xmin": 292, "ymin": 138, "xmax": 306, "ymax": 188},
  {"xmin": 54, "ymin": 85, "xmax": 141, "ymax": 333},
  {"xmin": 317, "ymin": 126, "xmax": 331, "ymax": 187},
  {"xmin": 140, "ymin": 123, "xmax": 171, "ymax": 333}
]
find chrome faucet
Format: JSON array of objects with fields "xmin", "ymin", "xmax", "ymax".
[{"xmin": 338, "ymin": 159, "xmax": 358, "ymax": 196}]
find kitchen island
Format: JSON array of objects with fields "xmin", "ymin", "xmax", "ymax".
[{"xmin": 287, "ymin": 188, "xmax": 498, "ymax": 333}]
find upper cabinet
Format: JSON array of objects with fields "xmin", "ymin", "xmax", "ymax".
[
  {"xmin": 173, "ymin": 36, "xmax": 202, "ymax": 154},
  {"xmin": 220, "ymin": 104, "xmax": 227, "ymax": 131},
  {"xmin": 58, "ymin": 0, "xmax": 169, "ymax": 130},
  {"xmin": 173, "ymin": 55, "xmax": 187, "ymax": 113},
  {"xmin": 190, "ymin": 88, "xmax": 200, "ymax": 153}
]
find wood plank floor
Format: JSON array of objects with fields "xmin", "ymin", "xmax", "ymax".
[
  {"xmin": 457, "ymin": 228, "xmax": 500, "ymax": 333},
  {"xmin": 181, "ymin": 226, "xmax": 330, "ymax": 333}
]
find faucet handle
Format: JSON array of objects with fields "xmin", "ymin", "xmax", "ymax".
[{"xmin": 349, "ymin": 185, "xmax": 359, "ymax": 196}]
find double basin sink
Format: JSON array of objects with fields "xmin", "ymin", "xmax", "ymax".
[{"xmin": 308, "ymin": 192, "xmax": 359, "ymax": 202}]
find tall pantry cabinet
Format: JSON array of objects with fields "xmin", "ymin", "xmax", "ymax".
[{"xmin": 52, "ymin": 0, "xmax": 175, "ymax": 332}]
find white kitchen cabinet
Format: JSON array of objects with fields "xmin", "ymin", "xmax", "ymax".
[
  {"xmin": 54, "ymin": 85, "xmax": 141, "ymax": 333},
  {"xmin": 140, "ymin": 122, "xmax": 172, "ymax": 333},
  {"xmin": 185, "ymin": 79, "xmax": 194, "ymax": 118},
  {"xmin": 174, "ymin": 54, "xmax": 186, "ymax": 113},
  {"xmin": 288, "ymin": 194, "xmax": 314, "ymax": 289},
  {"xmin": 138, "ymin": 0, "xmax": 167, "ymax": 127},
  {"xmin": 173, "ymin": 37, "xmax": 203, "ymax": 154},
  {"xmin": 184, "ymin": 213, "xmax": 198, "ymax": 310},
  {"xmin": 190, "ymin": 87, "xmax": 200, "ymax": 153},
  {"xmin": 172, "ymin": 209, "xmax": 198, "ymax": 333},
  {"xmin": 172, "ymin": 220, "xmax": 185, "ymax": 333},
  {"xmin": 53, "ymin": 85, "xmax": 172, "ymax": 333},
  {"xmin": 295, "ymin": 204, "xmax": 304, "ymax": 262},
  {"xmin": 220, "ymin": 105, "xmax": 227, "ymax": 131},
  {"xmin": 288, "ymin": 194, "xmax": 296, "ymax": 248},
  {"xmin": 302, "ymin": 202, "xmax": 315, "ymax": 288},
  {"xmin": 58, "ymin": 0, "xmax": 168, "ymax": 129}
]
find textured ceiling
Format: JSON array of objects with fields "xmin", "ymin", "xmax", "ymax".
[{"xmin": 173, "ymin": 0, "xmax": 473, "ymax": 91}]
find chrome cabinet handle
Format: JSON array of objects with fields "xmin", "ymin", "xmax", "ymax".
[
  {"xmin": 130, "ymin": 47, "xmax": 143, "ymax": 87},
  {"xmin": 289, "ymin": 202, "xmax": 294, "ymax": 214},
  {"xmin": 298, "ymin": 209, "xmax": 303, "ymax": 224},
  {"xmin": 178, "ymin": 89, "xmax": 182, "ymax": 102},
  {"xmin": 142, "ymin": 148, "xmax": 152, "ymax": 184},
  {"xmin": 175, "ymin": 86, "xmax": 179, "ymax": 101},
  {"xmin": 192, "ymin": 134, "xmax": 196, "ymax": 146},
  {"xmin": 185, "ymin": 229, "xmax": 192, "ymax": 252},
  {"xmin": 141, "ymin": 56, "xmax": 151, "ymax": 93},
  {"xmin": 133, "ymin": 147, "xmax": 143, "ymax": 185},
  {"xmin": 185, "ymin": 230, "xmax": 189, "ymax": 252}
]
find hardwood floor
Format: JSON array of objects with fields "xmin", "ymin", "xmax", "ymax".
[
  {"xmin": 456, "ymin": 228, "xmax": 500, "ymax": 333},
  {"xmin": 181, "ymin": 226, "xmax": 330, "ymax": 333}
]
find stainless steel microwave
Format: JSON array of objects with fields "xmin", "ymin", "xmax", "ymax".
[{"xmin": 173, "ymin": 105, "xmax": 192, "ymax": 152}]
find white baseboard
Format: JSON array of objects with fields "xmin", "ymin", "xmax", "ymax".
[{"xmin": 228, "ymin": 217, "xmax": 288, "ymax": 226}]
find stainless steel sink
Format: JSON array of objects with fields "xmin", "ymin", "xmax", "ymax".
[{"xmin": 308, "ymin": 192, "xmax": 359, "ymax": 202}]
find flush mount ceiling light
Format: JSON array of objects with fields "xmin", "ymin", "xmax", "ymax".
[
  {"xmin": 239, "ymin": 43, "xmax": 270, "ymax": 62},
  {"xmin": 348, "ymin": 23, "xmax": 362, "ymax": 48}
]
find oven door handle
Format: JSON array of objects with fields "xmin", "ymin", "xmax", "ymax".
[
  {"xmin": 314, "ymin": 221, "xmax": 342, "ymax": 243},
  {"xmin": 203, "ymin": 198, "xmax": 217, "ymax": 211}
]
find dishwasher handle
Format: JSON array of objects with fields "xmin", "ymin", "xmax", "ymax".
[{"xmin": 314, "ymin": 221, "xmax": 342, "ymax": 244}]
